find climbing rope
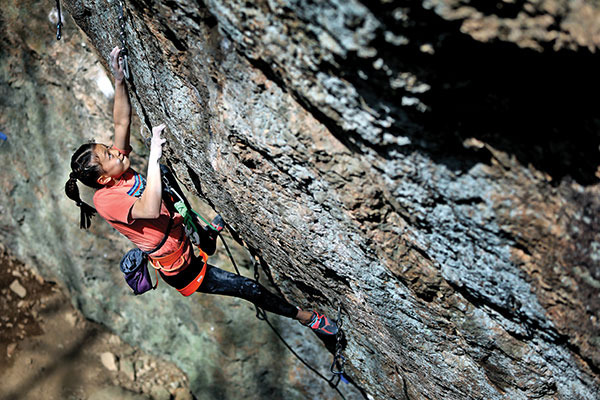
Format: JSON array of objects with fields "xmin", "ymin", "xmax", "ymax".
[
  {"xmin": 162, "ymin": 166, "xmax": 350, "ymax": 398},
  {"xmin": 222, "ymin": 235, "xmax": 348, "ymax": 399},
  {"xmin": 55, "ymin": 0, "xmax": 63, "ymax": 40}
]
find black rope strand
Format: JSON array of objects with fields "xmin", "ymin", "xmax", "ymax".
[
  {"xmin": 257, "ymin": 307, "xmax": 348, "ymax": 400},
  {"xmin": 218, "ymin": 230, "xmax": 242, "ymax": 276},
  {"xmin": 164, "ymin": 168, "xmax": 350, "ymax": 398}
]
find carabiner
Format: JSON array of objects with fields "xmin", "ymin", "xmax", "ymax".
[{"xmin": 122, "ymin": 54, "xmax": 130, "ymax": 80}]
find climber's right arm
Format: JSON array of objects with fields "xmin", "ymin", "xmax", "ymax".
[{"xmin": 111, "ymin": 46, "xmax": 132, "ymax": 154}]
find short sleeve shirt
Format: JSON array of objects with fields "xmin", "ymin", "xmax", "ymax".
[{"xmin": 93, "ymin": 168, "xmax": 192, "ymax": 275}]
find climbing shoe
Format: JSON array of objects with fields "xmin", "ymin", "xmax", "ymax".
[
  {"xmin": 207, "ymin": 214, "xmax": 225, "ymax": 239},
  {"xmin": 199, "ymin": 215, "xmax": 224, "ymax": 256},
  {"xmin": 304, "ymin": 311, "xmax": 338, "ymax": 336}
]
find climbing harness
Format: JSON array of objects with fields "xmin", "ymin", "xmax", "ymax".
[
  {"xmin": 162, "ymin": 166, "xmax": 350, "ymax": 399},
  {"xmin": 119, "ymin": 206, "xmax": 174, "ymax": 295},
  {"xmin": 47, "ymin": 0, "xmax": 349, "ymax": 391},
  {"xmin": 55, "ymin": 0, "xmax": 63, "ymax": 40},
  {"xmin": 115, "ymin": 0, "xmax": 130, "ymax": 79}
]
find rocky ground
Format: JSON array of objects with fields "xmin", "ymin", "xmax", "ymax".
[{"xmin": 0, "ymin": 244, "xmax": 194, "ymax": 400}]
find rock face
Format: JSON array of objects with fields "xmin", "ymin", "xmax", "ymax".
[
  {"xmin": 0, "ymin": 2, "xmax": 359, "ymax": 399},
  {"xmin": 2, "ymin": 0, "xmax": 600, "ymax": 399}
]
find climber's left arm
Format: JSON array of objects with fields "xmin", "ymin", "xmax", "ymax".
[{"xmin": 111, "ymin": 46, "xmax": 132, "ymax": 153}]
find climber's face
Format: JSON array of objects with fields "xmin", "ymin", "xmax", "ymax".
[{"xmin": 94, "ymin": 144, "xmax": 130, "ymax": 183}]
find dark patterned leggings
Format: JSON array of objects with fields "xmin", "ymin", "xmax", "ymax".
[{"xmin": 160, "ymin": 256, "xmax": 298, "ymax": 319}]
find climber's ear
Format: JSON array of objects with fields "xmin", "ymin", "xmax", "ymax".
[{"xmin": 97, "ymin": 175, "xmax": 112, "ymax": 185}]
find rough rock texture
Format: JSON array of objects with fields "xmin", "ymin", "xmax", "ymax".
[
  {"xmin": 3, "ymin": 0, "xmax": 600, "ymax": 399},
  {"xmin": 0, "ymin": 1, "xmax": 360, "ymax": 399}
]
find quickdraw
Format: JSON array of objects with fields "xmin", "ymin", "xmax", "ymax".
[
  {"xmin": 116, "ymin": 0, "xmax": 130, "ymax": 79},
  {"xmin": 55, "ymin": 0, "xmax": 63, "ymax": 40},
  {"xmin": 251, "ymin": 258, "xmax": 348, "ymax": 398},
  {"xmin": 328, "ymin": 303, "xmax": 348, "ymax": 388},
  {"xmin": 173, "ymin": 201, "xmax": 202, "ymax": 246}
]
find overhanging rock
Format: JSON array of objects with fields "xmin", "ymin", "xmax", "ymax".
[{"xmin": 45, "ymin": 0, "xmax": 600, "ymax": 398}]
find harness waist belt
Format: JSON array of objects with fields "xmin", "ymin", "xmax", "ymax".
[{"xmin": 149, "ymin": 239, "xmax": 186, "ymax": 271}]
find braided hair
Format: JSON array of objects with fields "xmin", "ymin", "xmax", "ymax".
[{"xmin": 65, "ymin": 143, "xmax": 103, "ymax": 229}]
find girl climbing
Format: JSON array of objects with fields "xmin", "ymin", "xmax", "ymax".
[{"xmin": 64, "ymin": 47, "xmax": 338, "ymax": 336}]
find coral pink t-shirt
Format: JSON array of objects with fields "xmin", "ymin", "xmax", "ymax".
[{"xmin": 93, "ymin": 168, "xmax": 192, "ymax": 275}]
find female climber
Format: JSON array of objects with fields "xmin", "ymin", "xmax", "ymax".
[{"xmin": 64, "ymin": 47, "xmax": 337, "ymax": 336}]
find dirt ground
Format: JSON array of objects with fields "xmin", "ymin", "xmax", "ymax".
[{"xmin": 0, "ymin": 245, "xmax": 194, "ymax": 400}]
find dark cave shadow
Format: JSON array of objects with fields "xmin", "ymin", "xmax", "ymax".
[
  {"xmin": 422, "ymin": 38, "xmax": 600, "ymax": 186},
  {"xmin": 328, "ymin": 2, "xmax": 600, "ymax": 186}
]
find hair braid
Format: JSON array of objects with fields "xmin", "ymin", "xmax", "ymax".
[{"xmin": 65, "ymin": 143, "xmax": 103, "ymax": 229}]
